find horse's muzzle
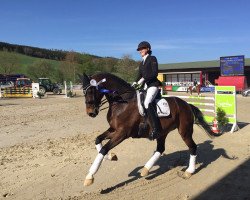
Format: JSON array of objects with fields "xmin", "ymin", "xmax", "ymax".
[
  {"xmin": 89, "ymin": 112, "xmax": 97, "ymax": 118},
  {"xmin": 88, "ymin": 108, "xmax": 99, "ymax": 118}
]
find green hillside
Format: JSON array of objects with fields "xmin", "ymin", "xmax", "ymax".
[
  {"xmin": 0, "ymin": 51, "xmax": 60, "ymax": 73},
  {"xmin": 0, "ymin": 42, "xmax": 139, "ymax": 83}
]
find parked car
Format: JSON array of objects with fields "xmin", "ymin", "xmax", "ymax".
[
  {"xmin": 15, "ymin": 78, "xmax": 32, "ymax": 87},
  {"xmin": 0, "ymin": 81, "xmax": 14, "ymax": 88},
  {"xmin": 242, "ymin": 88, "xmax": 250, "ymax": 97},
  {"xmin": 38, "ymin": 78, "xmax": 62, "ymax": 94}
]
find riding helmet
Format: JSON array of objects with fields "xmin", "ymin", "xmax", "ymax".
[{"xmin": 137, "ymin": 41, "xmax": 151, "ymax": 51}]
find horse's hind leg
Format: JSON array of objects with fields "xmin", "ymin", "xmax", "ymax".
[
  {"xmin": 178, "ymin": 125, "xmax": 197, "ymax": 179},
  {"xmin": 141, "ymin": 135, "xmax": 167, "ymax": 177}
]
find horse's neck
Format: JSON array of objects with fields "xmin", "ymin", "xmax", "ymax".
[{"xmin": 95, "ymin": 73, "xmax": 135, "ymax": 101}]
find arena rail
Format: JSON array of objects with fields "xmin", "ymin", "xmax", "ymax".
[
  {"xmin": 162, "ymin": 94, "xmax": 215, "ymax": 124},
  {"xmin": 162, "ymin": 86, "xmax": 238, "ymax": 133}
]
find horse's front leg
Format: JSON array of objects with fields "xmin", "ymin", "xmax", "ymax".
[
  {"xmin": 141, "ymin": 135, "xmax": 167, "ymax": 176},
  {"xmin": 84, "ymin": 132, "xmax": 127, "ymax": 186},
  {"xmin": 95, "ymin": 128, "xmax": 118, "ymax": 161}
]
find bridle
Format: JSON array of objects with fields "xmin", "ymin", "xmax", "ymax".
[
  {"xmin": 83, "ymin": 84, "xmax": 108, "ymax": 112},
  {"xmin": 83, "ymin": 79, "xmax": 135, "ymax": 113}
]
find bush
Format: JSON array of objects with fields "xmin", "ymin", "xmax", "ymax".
[
  {"xmin": 37, "ymin": 91, "xmax": 45, "ymax": 99},
  {"xmin": 216, "ymin": 107, "xmax": 229, "ymax": 127}
]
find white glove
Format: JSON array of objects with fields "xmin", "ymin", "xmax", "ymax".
[{"xmin": 132, "ymin": 82, "xmax": 137, "ymax": 87}]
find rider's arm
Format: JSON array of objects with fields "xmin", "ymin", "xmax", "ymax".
[
  {"xmin": 137, "ymin": 77, "xmax": 145, "ymax": 85},
  {"xmin": 143, "ymin": 56, "xmax": 158, "ymax": 82},
  {"xmin": 135, "ymin": 62, "xmax": 143, "ymax": 82}
]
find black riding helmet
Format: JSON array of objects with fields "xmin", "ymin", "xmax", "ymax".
[{"xmin": 137, "ymin": 41, "xmax": 151, "ymax": 51}]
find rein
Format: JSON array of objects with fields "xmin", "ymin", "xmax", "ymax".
[
  {"xmin": 99, "ymin": 90, "xmax": 135, "ymax": 111},
  {"xmin": 83, "ymin": 77, "xmax": 136, "ymax": 112}
]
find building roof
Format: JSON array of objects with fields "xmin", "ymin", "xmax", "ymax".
[{"xmin": 159, "ymin": 58, "xmax": 250, "ymax": 70}]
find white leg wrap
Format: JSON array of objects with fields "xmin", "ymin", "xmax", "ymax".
[
  {"xmin": 96, "ymin": 143, "xmax": 110, "ymax": 160},
  {"xmin": 186, "ymin": 155, "xmax": 197, "ymax": 173},
  {"xmin": 96, "ymin": 143, "xmax": 102, "ymax": 152},
  {"xmin": 88, "ymin": 153, "xmax": 104, "ymax": 176},
  {"xmin": 145, "ymin": 151, "xmax": 161, "ymax": 170}
]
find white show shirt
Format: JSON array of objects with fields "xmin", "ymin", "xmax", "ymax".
[{"xmin": 142, "ymin": 54, "xmax": 149, "ymax": 65}]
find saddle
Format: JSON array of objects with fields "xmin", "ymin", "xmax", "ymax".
[{"xmin": 136, "ymin": 89, "xmax": 170, "ymax": 117}]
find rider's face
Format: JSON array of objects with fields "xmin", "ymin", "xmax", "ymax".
[{"xmin": 139, "ymin": 48, "xmax": 149, "ymax": 57}]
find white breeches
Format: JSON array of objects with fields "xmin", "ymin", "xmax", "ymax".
[{"xmin": 144, "ymin": 86, "xmax": 158, "ymax": 109}]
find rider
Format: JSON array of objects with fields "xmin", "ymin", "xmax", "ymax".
[
  {"xmin": 133, "ymin": 41, "xmax": 162, "ymax": 140},
  {"xmin": 192, "ymin": 79, "xmax": 198, "ymax": 90}
]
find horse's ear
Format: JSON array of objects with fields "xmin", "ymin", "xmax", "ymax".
[
  {"xmin": 79, "ymin": 73, "xmax": 90, "ymax": 88},
  {"xmin": 77, "ymin": 73, "xmax": 83, "ymax": 81}
]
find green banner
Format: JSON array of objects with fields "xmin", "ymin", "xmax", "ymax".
[{"xmin": 215, "ymin": 86, "xmax": 236, "ymax": 123}]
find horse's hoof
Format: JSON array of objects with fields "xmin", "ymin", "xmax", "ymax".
[
  {"xmin": 177, "ymin": 171, "xmax": 192, "ymax": 179},
  {"xmin": 84, "ymin": 178, "xmax": 94, "ymax": 186},
  {"xmin": 108, "ymin": 153, "xmax": 118, "ymax": 161},
  {"xmin": 141, "ymin": 167, "xmax": 149, "ymax": 177}
]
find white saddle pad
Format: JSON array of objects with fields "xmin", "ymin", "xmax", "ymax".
[
  {"xmin": 155, "ymin": 98, "xmax": 170, "ymax": 117},
  {"xmin": 136, "ymin": 91, "xmax": 170, "ymax": 117}
]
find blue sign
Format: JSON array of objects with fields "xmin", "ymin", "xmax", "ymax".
[
  {"xmin": 200, "ymin": 87, "xmax": 215, "ymax": 92},
  {"xmin": 220, "ymin": 55, "xmax": 244, "ymax": 76}
]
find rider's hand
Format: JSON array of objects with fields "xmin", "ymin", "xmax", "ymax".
[
  {"xmin": 131, "ymin": 82, "xmax": 137, "ymax": 87},
  {"xmin": 132, "ymin": 83, "xmax": 142, "ymax": 90}
]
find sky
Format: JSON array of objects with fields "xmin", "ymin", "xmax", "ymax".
[{"xmin": 0, "ymin": 0, "xmax": 250, "ymax": 63}]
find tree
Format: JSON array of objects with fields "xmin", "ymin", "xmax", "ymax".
[
  {"xmin": 27, "ymin": 59, "xmax": 54, "ymax": 80},
  {"xmin": 116, "ymin": 54, "xmax": 139, "ymax": 82},
  {"xmin": 59, "ymin": 51, "xmax": 79, "ymax": 82}
]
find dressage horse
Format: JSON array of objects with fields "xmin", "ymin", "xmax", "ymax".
[
  {"xmin": 187, "ymin": 84, "xmax": 201, "ymax": 96},
  {"xmin": 80, "ymin": 73, "xmax": 215, "ymax": 186}
]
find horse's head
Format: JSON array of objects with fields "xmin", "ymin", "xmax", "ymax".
[{"xmin": 79, "ymin": 73, "xmax": 105, "ymax": 118}]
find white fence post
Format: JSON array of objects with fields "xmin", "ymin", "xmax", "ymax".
[
  {"xmin": 70, "ymin": 81, "xmax": 73, "ymax": 93},
  {"xmin": 64, "ymin": 81, "xmax": 68, "ymax": 98}
]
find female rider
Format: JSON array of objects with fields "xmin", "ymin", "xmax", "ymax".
[{"xmin": 133, "ymin": 41, "xmax": 162, "ymax": 140}]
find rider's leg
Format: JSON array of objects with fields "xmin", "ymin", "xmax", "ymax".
[{"xmin": 144, "ymin": 87, "xmax": 161, "ymax": 140}]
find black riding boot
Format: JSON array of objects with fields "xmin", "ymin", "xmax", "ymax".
[{"xmin": 146, "ymin": 103, "xmax": 162, "ymax": 140}]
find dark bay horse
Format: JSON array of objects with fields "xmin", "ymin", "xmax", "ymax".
[
  {"xmin": 187, "ymin": 84, "xmax": 201, "ymax": 96},
  {"xmin": 80, "ymin": 73, "xmax": 215, "ymax": 186}
]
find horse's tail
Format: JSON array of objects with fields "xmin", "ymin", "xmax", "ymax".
[{"xmin": 189, "ymin": 104, "xmax": 221, "ymax": 138}]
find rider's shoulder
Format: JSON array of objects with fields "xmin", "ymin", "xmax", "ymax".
[{"xmin": 149, "ymin": 55, "xmax": 157, "ymax": 62}]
